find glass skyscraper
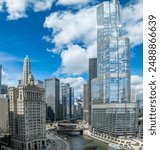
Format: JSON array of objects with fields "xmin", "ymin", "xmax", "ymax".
[
  {"xmin": 45, "ymin": 78, "xmax": 60, "ymax": 121},
  {"xmin": 0, "ymin": 65, "xmax": 2, "ymax": 85},
  {"xmin": 0, "ymin": 65, "xmax": 8, "ymax": 94},
  {"xmin": 91, "ymin": 0, "xmax": 138, "ymax": 137},
  {"xmin": 60, "ymin": 83, "xmax": 74, "ymax": 120},
  {"xmin": 93, "ymin": 0, "xmax": 130, "ymax": 104}
]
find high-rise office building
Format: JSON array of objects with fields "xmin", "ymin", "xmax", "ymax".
[
  {"xmin": 70, "ymin": 87, "xmax": 74, "ymax": 117},
  {"xmin": 88, "ymin": 58, "xmax": 97, "ymax": 125},
  {"xmin": 91, "ymin": 0, "xmax": 138, "ymax": 137},
  {"xmin": 0, "ymin": 65, "xmax": 8, "ymax": 94},
  {"xmin": 83, "ymin": 82, "xmax": 89, "ymax": 122},
  {"xmin": 0, "ymin": 94, "xmax": 9, "ymax": 133},
  {"xmin": 0, "ymin": 65, "xmax": 2, "ymax": 85},
  {"xmin": 77, "ymin": 101, "xmax": 83, "ymax": 118},
  {"xmin": 73, "ymin": 102, "xmax": 78, "ymax": 118},
  {"xmin": 65, "ymin": 83, "xmax": 71, "ymax": 118},
  {"xmin": 0, "ymin": 84, "xmax": 8, "ymax": 94},
  {"xmin": 60, "ymin": 83, "xmax": 74, "ymax": 120},
  {"xmin": 131, "ymin": 87, "xmax": 136, "ymax": 102},
  {"xmin": 83, "ymin": 58, "xmax": 97, "ymax": 125},
  {"xmin": 89, "ymin": 58, "xmax": 97, "ymax": 81},
  {"xmin": 73, "ymin": 100, "xmax": 83, "ymax": 118},
  {"xmin": 9, "ymin": 56, "xmax": 46, "ymax": 150},
  {"xmin": 45, "ymin": 78, "xmax": 60, "ymax": 121},
  {"xmin": 60, "ymin": 83, "xmax": 67, "ymax": 120}
]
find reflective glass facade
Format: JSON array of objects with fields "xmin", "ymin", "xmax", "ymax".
[
  {"xmin": 45, "ymin": 78, "xmax": 60, "ymax": 121},
  {"xmin": 0, "ymin": 84, "xmax": 8, "ymax": 94},
  {"xmin": 91, "ymin": 0, "xmax": 138, "ymax": 137},
  {"xmin": 93, "ymin": 0, "xmax": 130, "ymax": 104},
  {"xmin": 88, "ymin": 58, "xmax": 97, "ymax": 124},
  {"xmin": 60, "ymin": 83, "xmax": 74, "ymax": 120},
  {"xmin": 65, "ymin": 83, "xmax": 71, "ymax": 118},
  {"xmin": 83, "ymin": 83, "xmax": 89, "ymax": 123},
  {"xmin": 0, "ymin": 65, "xmax": 8, "ymax": 94},
  {"xmin": 92, "ymin": 103, "xmax": 138, "ymax": 136}
]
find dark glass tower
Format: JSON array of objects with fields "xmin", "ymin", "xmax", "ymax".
[
  {"xmin": 88, "ymin": 58, "xmax": 97, "ymax": 125},
  {"xmin": 45, "ymin": 78, "xmax": 60, "ymax": 121}
]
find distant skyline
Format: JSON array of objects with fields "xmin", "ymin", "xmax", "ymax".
[{"xmin": 0, "ymin": 0, "xmax": 142, "ymax": 98}]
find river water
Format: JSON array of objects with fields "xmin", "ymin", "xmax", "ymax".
[{"xmin": 66, "ymin": 132, "xmax": 109, "ymax": 150}]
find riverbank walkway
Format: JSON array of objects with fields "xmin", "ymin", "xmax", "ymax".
[{"xmin": 84, "ymin": 130, "xmax": 143, "ymax": 150}]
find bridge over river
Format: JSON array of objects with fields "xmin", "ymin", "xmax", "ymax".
[{"xmin": 47, "ymin": 122, "xmax": 89, "ymax": 135}]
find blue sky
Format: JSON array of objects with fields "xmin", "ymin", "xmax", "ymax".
[{"xmin": 0, "ymin": 0, "xmax": 143, "ymax": 97}]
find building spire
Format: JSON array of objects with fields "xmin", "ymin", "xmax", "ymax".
[{"xmin": 22, "ymin": 55, "xmax": 31, "ymax": 86}]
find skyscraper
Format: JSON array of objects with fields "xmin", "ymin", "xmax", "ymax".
[
  {"xmin": 88, "ymin": 58, "xmax": 97, "ymax": 125},
  {"xmin": 83, "ymin": 58, "xmax": 97, "ymax": 125},
  {"xmin": 70, "ymin": 87, "xmax": 74, "ymax": 118},
  {"xmin": 131, "ymin": 87, "xmax": 136, "ymax": 102},
  {"xmin": 65, "ymin": 83, "xmax": 71, "ymax": 119},
  {"xmin": 0, "ymin": 94, "xmax": 9, "ymax": 133},
  {"xmin": 60, "ymin": 83, "xmax": 66, "ymax": 120},
  {"xmin": 0, "ymin": 65, "xmax": 8, "ymax": 94},
  {"xmin": 45, "ymin": 78, "xmax": 60, "ymax": 121},
  {"xmin": 0, "ymin": 65, "xmax": 2, "ymax": 85},
  {"xmin": 60, "ymin": 83, "xmax": 74, "ymax": 120},
  {"xmin": 91, "ymin": 0, "xmax": 138, "ymax": 137},
  {"xmin": 89, "ymin": 58, "xmax": 97, "ymax": 82},
  {"xmin": 9, "ymin": 56, "xmax": 46, "ymax": 150},
  {"xmin": 83, "ymin": 82, "xmax": 89, "ymax": 123}
]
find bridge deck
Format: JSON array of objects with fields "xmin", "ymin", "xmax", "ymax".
[{"xmin": 56, "ymin": 128, "xmax": 88, "ymax": 131}]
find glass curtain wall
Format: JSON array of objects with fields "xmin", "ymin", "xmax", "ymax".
[
  {"xmin": 91, "ymin": 0, "xmax": 138, "ymax": 137},
  {"xmin": 93, "ymin": 0, "xmax": 130, "ymax": 104}
]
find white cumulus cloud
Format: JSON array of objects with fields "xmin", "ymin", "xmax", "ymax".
[
  {"xmin": 31, "ymin": 0, "xmax": 54, "ymax": 12},
  {"xmin": 61, "ymin": 44, "xmax": 97, "ymax": 75},
  {"xmin": 53, "ymin": 43, "xmax": 97, "ymax": 75},
  {"xmin": 0, "ymin": 0, "xmax": 55, "ymax": 20},
  {"xmin": 121, "ymin": 0, "xmax": 143, "ymax": 47},
  {"xmin": 43, "ymin": 6, "xmax": 96, "ymax": 50},
  {"xmin": 57, "ymin": 0, "xmax": 90, "ymax": 6},
  {"xmin": 60, "ymin": 45, "xmax": 88, "ymax": 75},
  {"xmin": 5, "ymin": 0, "xmax": 27, "ymax": 20},
  {"xmin": 44, "ymin": 6, "xmax": 97, "ymax": 75},
  {"xmin": 44, "ymin": 0, "xmax": 143, "ymax": 76}
]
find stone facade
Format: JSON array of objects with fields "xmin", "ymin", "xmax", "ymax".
[{"xmin": 9, "ymin": 56, "xmax": 46, "ymax": 150}]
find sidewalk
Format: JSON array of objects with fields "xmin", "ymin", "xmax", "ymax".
[{"xmin": 84, "ymin": 130, "xmax": 143, "ymax": 150}]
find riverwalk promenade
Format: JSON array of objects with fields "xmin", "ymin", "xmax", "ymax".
[{"xmin": 84, "ymin": 130, "xmax": 143, "ymax": 150}]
